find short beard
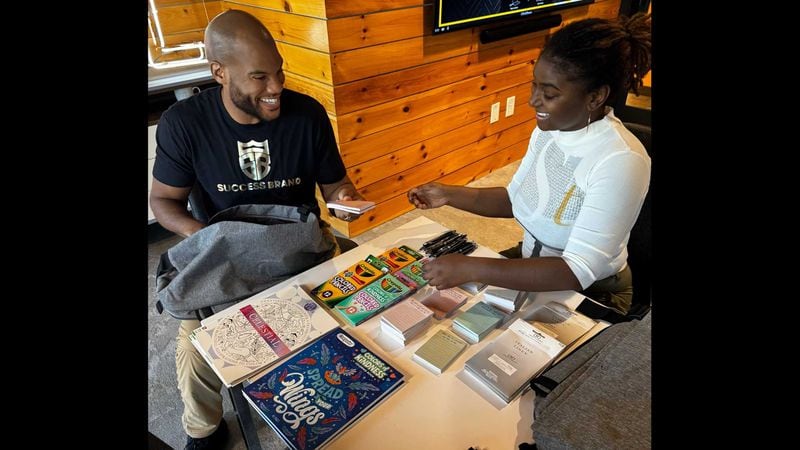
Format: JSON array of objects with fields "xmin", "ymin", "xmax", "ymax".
[{"xmin": 230, "ymin": 83, "xmax": 266, "ymax": 122}]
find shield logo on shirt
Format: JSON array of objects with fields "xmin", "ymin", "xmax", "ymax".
[{"xmin": 238, "ymin": 139, "xmax": 271, "ymax": 181}]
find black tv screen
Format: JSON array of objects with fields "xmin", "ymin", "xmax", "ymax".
[{"xmin": 433, "ymin": 0, "xmax": 595, "ymax": 34}]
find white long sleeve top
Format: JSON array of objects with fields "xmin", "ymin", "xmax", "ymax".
[{"xmin": 507, "ymin": 108, "xmax": 651, "ymax": 289}]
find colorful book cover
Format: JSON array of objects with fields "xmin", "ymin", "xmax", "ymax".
[
  {"xmin": 310, "ymin": 256, "xmax": 387, "ymax": 307},
  {"xmin": 191, "ymin": 284, "xmax": 340, "ymax": 387},
  {"xmin": 333, "ymin": 274, "xmax": 412, "ymax": 326},
  {"xmin": 243, "ymin": 328, "xmax": 405, "ymax": 450}
]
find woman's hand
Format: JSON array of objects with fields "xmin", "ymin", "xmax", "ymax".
[
  {"xmin": 421, "ymin": 253, "xmax": 477, "ymax": 289},
  {"xmin": 408, "ymin": 182, "xmax": 449, "ymax": 209}
]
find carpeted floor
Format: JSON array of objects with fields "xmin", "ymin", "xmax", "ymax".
[{"xmin": 147, "ymin": 161, "xmax": 523, "ymax": 449}]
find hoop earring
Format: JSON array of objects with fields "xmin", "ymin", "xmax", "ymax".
[{"xmin": 586, "ymin": 112, "xmax": 592, "ymax": 134}]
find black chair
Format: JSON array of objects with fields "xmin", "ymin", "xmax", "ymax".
[{"xmin": 623, "ymin": 122, "xmax": 652, "ymax": 318}]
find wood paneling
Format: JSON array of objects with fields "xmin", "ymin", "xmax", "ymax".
[
  {"xmin": 348, "ymin": 112, "xmax": 535, "ymax": 188},
  {"xmin": 325, "ymin": 0, "xmax": 421, "ymax": 18},
  {"xmin": 149, "ymin": 30, "xmax": 205, "ymax": 46},
  {"xmin": 328, "ymin": 0, "xmax": 604, "ymax": 85},
  {"xmin": 357, "ymin": 134, "xmax": 530, "ymax": 204},
  {"xmin": 224, "ymin": 0, "xmax": 326, "ymax": 18},
  {"xmin": 340, "ymin": 83, "xmax": 532, "ymax": 167},
  {"xmin": 332, "ymin": 30, "xmax": 474, "ymax": 84},
  {"xmin": 154, "ymin": 0, "xmax": 210, "ymax": 8},
  {"xmin": 151, "ymin": 2, "xmax": 224, "ymax": 35},
  {"xmin": 284, "ymin": 74, "xmax": 335, "ymax": 113},
  {"xmin": 327, "ymin": 7, "xmax": 424, "ymax": 53},
  {"xmin": 341, "ymin": 140, "xmax": 529, "ymax": 235},
  {"xmin": 275, "ymin": 42, "xmax": 332, "ymax": 84},
  {"xmin": 559, "ymin": 0, "xmax": 619, "ymax": 25},
  {"xmin": 337, "ymin": 63, "xmax": 532, "ymax": 143},
  {"xmin": 437, "ymin": 141, "xmax": 529, "ymax": 187},
  {"xmin": 334, "ymin": 37, "xmax": 543, "ymax": 115},
  {"xmin": 227, "ymin": 4, "xmax": 329, "ymax": 51}
]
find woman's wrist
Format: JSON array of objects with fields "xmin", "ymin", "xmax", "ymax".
[{"xmin": 441, "ymin": 184, "xmax": 456, "ymax": 207}]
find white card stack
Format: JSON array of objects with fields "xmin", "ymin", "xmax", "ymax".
[{"xmin": 482, "ymin": 286, "xmax": 528, "ymax": 314}]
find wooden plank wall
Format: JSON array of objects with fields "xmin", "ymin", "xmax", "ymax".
[
  {"xmin": 223, "ymin": 0, "xmax": 622, "ymax": 236},
  {"xmin": 148, "ymin": 0, "xmax": 224, "ymax": 62}
]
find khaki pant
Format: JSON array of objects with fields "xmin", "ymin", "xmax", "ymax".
[
  {"xmin": 174, "ymin": 237, "xmax": 345, "ymax": 438},
  {"xmin": 499, "ymin": 241, "xmax": 633, "ymax": 314},
  {"xmin": 176, "ymin": 319, "xmax": 223, "ymax": 438}
]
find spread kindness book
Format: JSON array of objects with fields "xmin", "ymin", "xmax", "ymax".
[{"xmin": 242, "ymin": 328, "xmax": 405, "ymax": 450}]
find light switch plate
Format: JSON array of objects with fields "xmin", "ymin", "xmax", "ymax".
[
  {"xmin": 505, "ymin": 96, "xmax": 515, "ymax": 117},
  {"xmin": 490, "ymin": 102, "xmax": 500, "ymax": 123}
]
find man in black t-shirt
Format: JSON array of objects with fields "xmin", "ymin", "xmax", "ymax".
[{"xmin": 150, "ymin": 10, "xmax": 365, "ymax": 449}]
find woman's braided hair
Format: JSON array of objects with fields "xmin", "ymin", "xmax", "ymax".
[{"xmin": 540, "ymin": 12, "xmax": 652, "ymax": 105}]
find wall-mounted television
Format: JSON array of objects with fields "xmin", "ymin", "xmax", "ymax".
[{"xmin": 433, "ymin": 0, "xmax": 595, "ymax": 35}]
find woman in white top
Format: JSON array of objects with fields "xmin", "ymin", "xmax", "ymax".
[{"xmin": 408, "ymin": 13, "xmax": 652, "ymax": 314}]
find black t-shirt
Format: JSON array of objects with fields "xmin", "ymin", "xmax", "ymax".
[{"xmin": 153, "ymin": 87, "xmax": 346, "ymax": 219}]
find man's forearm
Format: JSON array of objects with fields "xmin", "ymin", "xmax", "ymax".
[{"xmin": 151, "ymin": 198, "xmax": 205, "ymax": 238}]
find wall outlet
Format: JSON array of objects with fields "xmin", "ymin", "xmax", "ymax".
[
  {"xmin": 490, "ymin": 102, "xmax": 500, "ymax": 123},
  {"xmin": 505, "ymin": 96, "xmax": 515, "ymax": 117}
]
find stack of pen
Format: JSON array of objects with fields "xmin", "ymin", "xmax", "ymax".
[{"xmin": 420, "ymin": 230, "xmax": 477, "ymax": 258}]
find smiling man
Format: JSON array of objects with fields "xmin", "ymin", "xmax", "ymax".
[{"xmin": 150, "ymin": 10, "xmax": 364, "ymax": 449}]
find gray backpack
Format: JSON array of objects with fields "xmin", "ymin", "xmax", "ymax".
[
  {"xmin": 529, "ymin": 312, "xmax": 651, "ymax": 449},
  {"xmin": 155, "ymin": 204, "xmax": 337, "ymax": 320}
]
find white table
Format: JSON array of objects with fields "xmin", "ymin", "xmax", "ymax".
[{"xmin": 231, "ymin": 216, "xmax": 593, "ymax": 449}]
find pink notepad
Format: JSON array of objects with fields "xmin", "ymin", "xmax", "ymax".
[{"xmin": 421, "ymin": 288, "xmax": 469, "ymax": 319}]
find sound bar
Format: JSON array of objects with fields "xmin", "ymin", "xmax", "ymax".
[{"xmin": 479, "ymin": 14, "xmax": 562, "ymax": 44}]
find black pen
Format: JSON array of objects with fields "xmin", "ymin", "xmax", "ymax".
[
  {"xmin": 429, "ymin": 238, "xmax": 465, "ymax": 257},
  {"xmin": 432, "ymin": 238, "xmax": 467, "ymax": 257},
  {"xmin": 456, "ymin": 243, "xmax": 477, "ymax": 255},
  {"xmin": 422, "ymin": 230, "xmax": 457, "ymax": 250},
  {"xmin": 429, "ymin": 233, "xmax": 463, "ymax": 250},
  {"xmin": 426, "ymin": 234, "xmax": 464, "ymax": 255}
]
